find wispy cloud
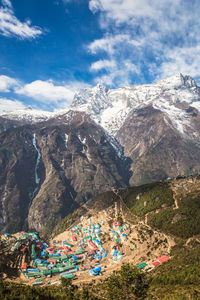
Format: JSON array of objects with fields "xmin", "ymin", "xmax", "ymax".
[
  {"xmin": 0, "ymin": 74, "xmax": 20, "ymax": 92},
  {"xmin": 0, "ymin": 0, "xmax": 44, "ymax": 39},
  {"xmin": 1, "ymin": 0, "xmax": 12, "ymax": 8},
  {"xmin": 88, "ymin": 0, "xmax": 200, "ymax": 85},
  {"xmin": 90, "ymin": 59, "xmax": 116, "ymax": 71},
  {"xmin": 157, "ymin": 45, "xmax": 200, "ymax": 82},
  {"xmin": 88, "ymin": 34, "xmax": 142, "ymax": 55},
  {"xmin": 88, "ymin": 33, "xmax": 143, "ymax": 86},
  {"xmin": 92, "ymin": 59, "xmax": 140, "ymax": 86}
]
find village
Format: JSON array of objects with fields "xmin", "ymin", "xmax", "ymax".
[{"xmin": 0, "ymin": 205, "xmax": 173, "ymax": 287}]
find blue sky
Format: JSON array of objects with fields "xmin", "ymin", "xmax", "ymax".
[{"xmin": 0, "ymin": 0, "xmax": 200, "ymax": 111}]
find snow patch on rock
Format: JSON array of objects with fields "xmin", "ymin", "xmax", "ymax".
[
  {"xmin": 32, "ymin": 133, "xmax": 41, "ymax": 185},
  {"xmin": 65, "ymin": 134, "xmax": 68, "ymax": 149}
]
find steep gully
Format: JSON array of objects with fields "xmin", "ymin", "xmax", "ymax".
[{"xmin": 29, "ymin": 134, "xmax": 41, "ymax": 207}]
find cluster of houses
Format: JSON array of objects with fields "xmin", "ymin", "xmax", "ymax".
[{"xmin": 0, "ymin": 217, "xmax": 170, "ymax": 286}]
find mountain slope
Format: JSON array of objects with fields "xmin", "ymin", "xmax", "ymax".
[
  {"xmin": 117, "ymin": 105, "xmax": 200, "ymax": 184},
  {"xmin": 0, "ymin": 113, "xmax": 129, "ymax": 234},
  {"xmin": 58, "ymin": 74, "xmax": 200, "ymax": 184},
  {"xmin": 53, "ymin": 175, "xmax": 200, "ymax": 240}
]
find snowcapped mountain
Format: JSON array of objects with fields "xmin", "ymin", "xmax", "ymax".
[
  {"xmin": 1, "ymin": 72, "xmax": 200, "ymax": 161},
  {"xmin": 70, "ymin": 73, "xmax": 200, "ymax": 137},
  {"xmin": 1, "ymin": 73, "xmax": 200, "ymax": 137},
  {"xmin": 68, "ymin": 73, "xmax": 200, "ymax": 185},
  {"xmin": 0, "ymin": 107, "xmax": 54, "ymax": 123}
]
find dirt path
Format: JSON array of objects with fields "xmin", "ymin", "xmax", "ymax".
[
  {"xmin": 185, "ymin": 236, "xmax": 200, "ymax": 246},
  {"xmin": 173, "ymin": 189, "xmax": 179, "ymax": 210}
]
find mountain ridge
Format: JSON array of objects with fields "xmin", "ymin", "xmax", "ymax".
[{"xmin": 1, "ymin": 73, "xmax": 200, "ymax": 134}]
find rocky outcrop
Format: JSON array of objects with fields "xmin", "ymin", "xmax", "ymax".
[
  {"xmin": 0, "ymin": 126, "xmax": 45, "ymax": 233},
  {"xmin": 116, "ymin": 105, "xmax": 200, "ymax": 185},
  {"xmin": 0, "ymin": 116, "xmax": 27, "ymax": 133}
]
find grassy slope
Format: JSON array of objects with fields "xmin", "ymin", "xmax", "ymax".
[
  {"xmin": 53, "ymin": 178, "xmax": 200, "ymax": 240},
  {"xmin": 124, "ymin": 182, "xmax": 174, "ymax": 216},
  {"xmin": 124, "ymin": 179, "xmax": 200, "ymax": 239},
  {"xmin": 147, "ymin": 244, "xmax": 200, "ymax": 299},
  {"xmin": 123, "ymin": 178, "xmax": 200, "ymax": 298},
  {"xmin": 147, "ymin": 191, "xmax": 200, "ymax": 239}
]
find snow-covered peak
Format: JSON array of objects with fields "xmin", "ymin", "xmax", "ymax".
[
  {"xmin": 155, "ymin": 73, "xmax": 197, "ymax": 90},
  {"xmin": 72, "ymin": 84, "xmax": 108, "ymax": 106},
  {"xmin": 182, "ymin": 75, "xmax": 197, "ymax": 88},
  {"xmin": 71, "ymin": 83, "xmax": 110, "ymax": 116},
  {"xmin": 69, "ymin": 73, "xmax": 200, "ymax": 136},
  {"xmin": 156, "ymin": 73, "xmax": 184, "ymax": 87},
  {"xmin": 94, "ymin": 83, "xmax": 109, "ymax": 93}
]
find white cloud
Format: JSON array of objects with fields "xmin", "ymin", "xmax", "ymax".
[
  {"xmin": 15, "ymin": 79, "xmax": 90, "ymax": 109},
  {"xmin": 158, "ymin": 45, "xmax": 200, "ymax": 81},
  {"xmin": 88, "ymin": 0, "xmax": 200, "ymax": 84},
  {"xmin": 15, "ymin": 80, "xmax": 75, "ymax": 103},
  {"xmin": 90, "ymin": 59, "xmax": 116, "ymax": 71},
  {"xmin": 88, "ymin": 33, "xmax": 142, "ymax": 86},
  {"xmin": 1, "ymin": 0, "xmax": 12, "ymax": 8},
  {"xmin": 0, "ymin": 75, "xmax": 19, "ymax": 92},
  {"xmin": 88, "ymin": 34, "xmax": 141, "ymax": 55},
  {"xmin": 0, "ymin": 77, "xmax": 91, "ymax": 111},
  {"xmin": 88, "ymin": 34, "xmax": 143, "ymax": 86},
  {"xmin": 0, "ymin": 0, "xmax": 43, "ymax": 39},
  {"xmin": 0, "ymin": 97, "xmax": 26, "ymax": 112},
  {"xmin": 66, "ymin": 80, "xmax": 91, "ymax": 92},
  {"xmin": 93, "ymin": 59, "xmax": 141, "ymax": 86},
  {"xmin": 89, "ymin": 0, "xmax": 155, "ymax": 23},
  {"xmin": 89, "ymin": 0, "xmax": 186, "ymax": 28}
]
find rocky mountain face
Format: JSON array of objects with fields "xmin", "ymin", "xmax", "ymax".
[
  {"xmin": 0, "ymin": 112, "xmax": 129, "ymax": 234},
  {"xmin": 116, "ymin": 105, "xmax": 200, "ymax": 185},
  {"xmin": 1, "ymin": 73, "xmax": 200, "ymax": 234}
]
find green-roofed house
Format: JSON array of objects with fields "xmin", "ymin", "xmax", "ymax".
[{"xmin": 137, "ymin": 262, "xmax": 147, "ymax": 270}]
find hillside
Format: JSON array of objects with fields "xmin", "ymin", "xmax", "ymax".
[
  {"xmin": 124, "ymin": 175, "xmax": 200, "ymax": 238},
  {"xmin": 1, "ymin": 176, "xmax": 200, "ymax": 299},
  {"xmin": 53, "ymin": 175, "xmax": 200, "ymax": 241}
]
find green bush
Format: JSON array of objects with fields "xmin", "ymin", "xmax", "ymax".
[
  {"xmin": 148, "ymin": 195, "xmax": 200, "ymax": 238},
  {"xmin": 102, "ymin": 264, "xmax": 148, "ymax": 299}
]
